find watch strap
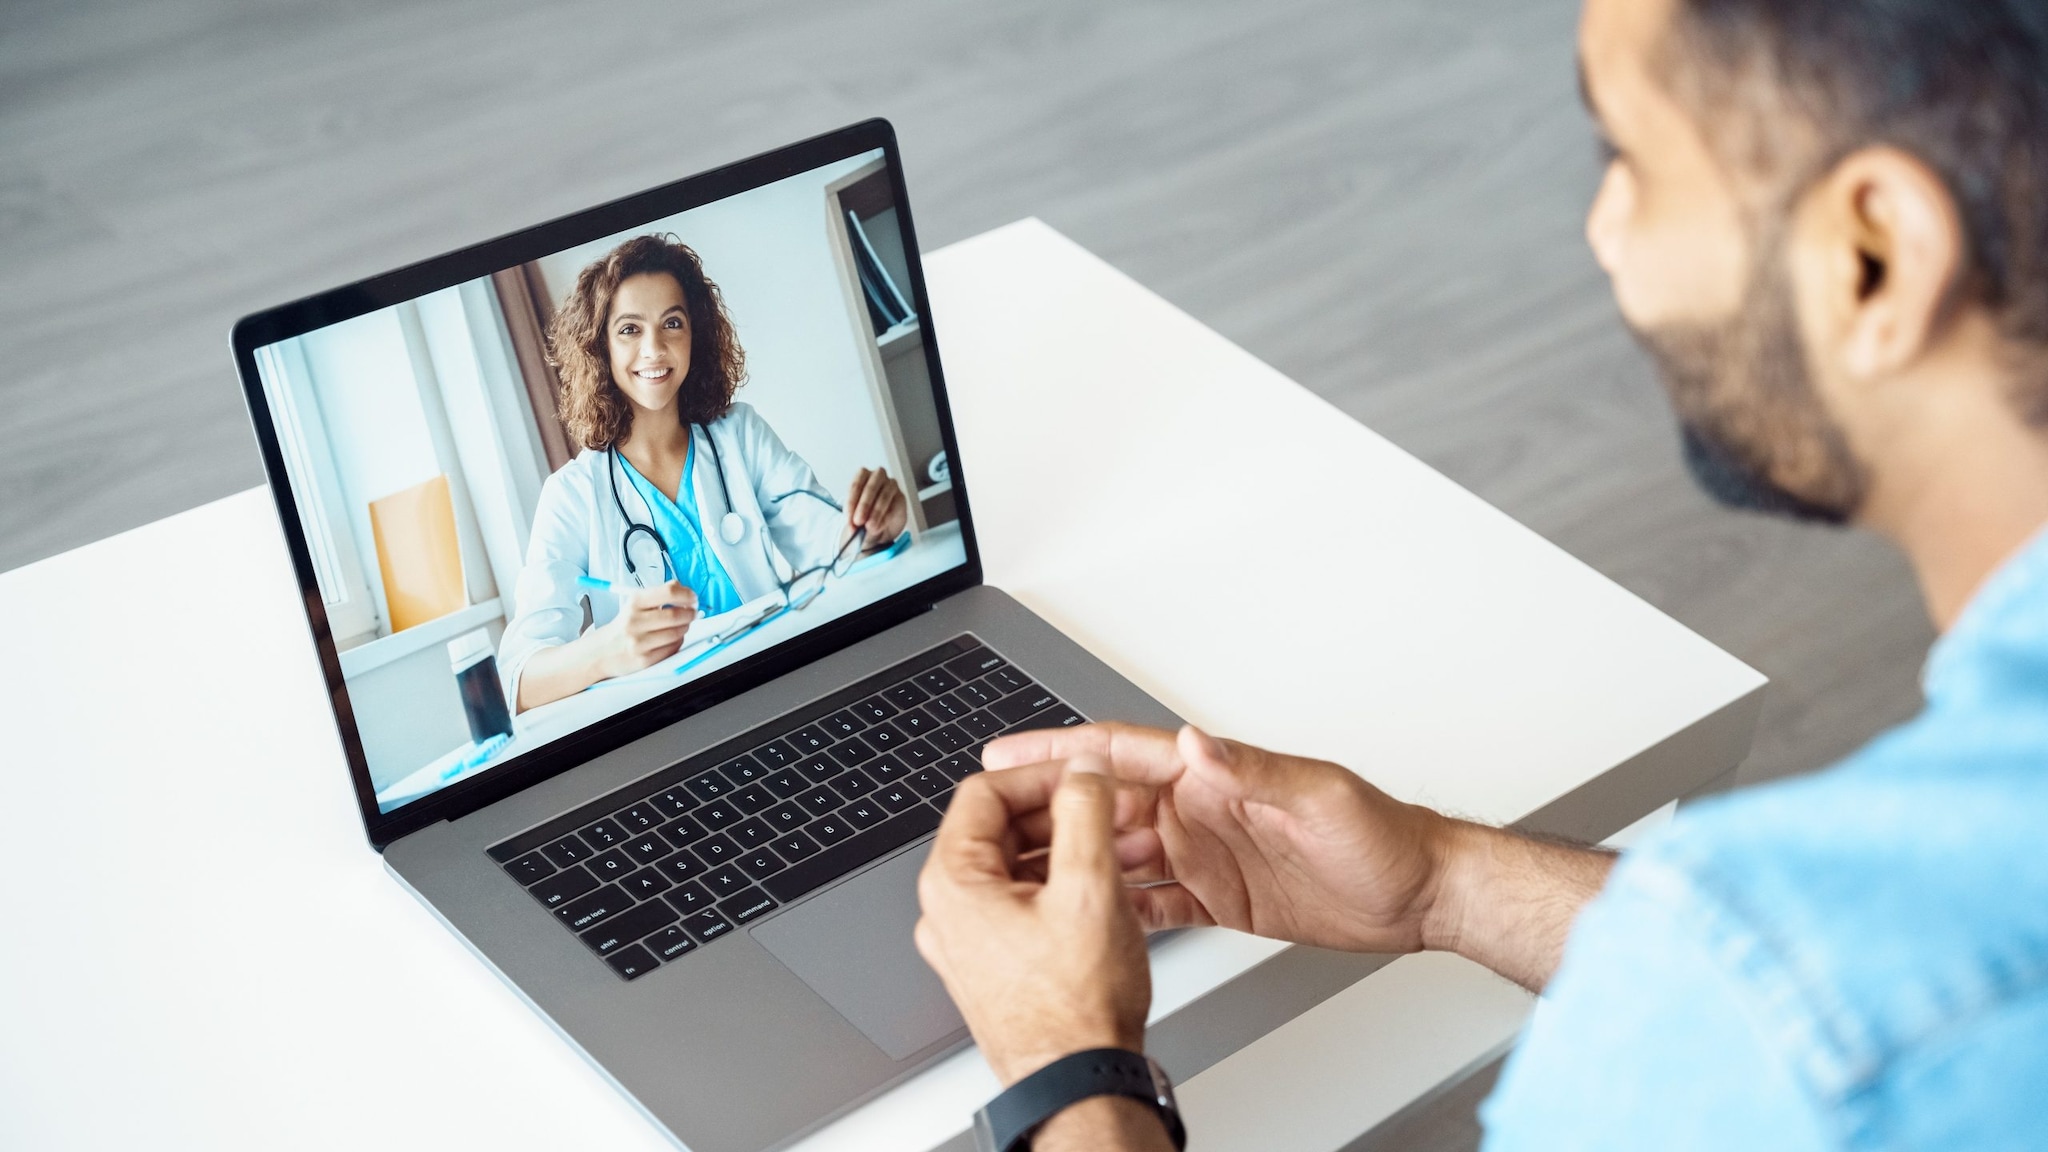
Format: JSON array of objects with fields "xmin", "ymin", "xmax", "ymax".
[{"xmin": 974, "ymin": 1048, "xmax": 1185, "ymax": 1152}]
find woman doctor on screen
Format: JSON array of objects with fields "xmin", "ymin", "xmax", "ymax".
[{"xmin": 500, "ymin": 234, "xmax": 908, "ymax": 713}]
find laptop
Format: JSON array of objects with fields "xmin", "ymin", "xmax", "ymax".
[{"xmin": 230, "ymin": 118, "xmax": 1180, "ymax": 1152}]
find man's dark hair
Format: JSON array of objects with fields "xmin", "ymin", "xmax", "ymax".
[{"xmin": 1663, "ymin": 0, "xmax": 2048, "ymax": 421}]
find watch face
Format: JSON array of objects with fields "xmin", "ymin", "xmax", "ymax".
[{"xmin": 1146, "ymin": 1055, "xmax": 1179, "ymax": 1111}]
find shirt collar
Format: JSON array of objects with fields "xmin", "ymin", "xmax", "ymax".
[{"xmin": 1922, "ymin": 520, "xmax": 2048, "ymax": 700}]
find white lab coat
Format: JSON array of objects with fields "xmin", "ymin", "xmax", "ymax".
[{"xmin": 498, "ymin": 402, "xmax": 843, "ymax": 705}]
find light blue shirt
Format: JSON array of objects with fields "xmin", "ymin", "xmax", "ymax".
[
  {"xmin": 1482, "ymin": 525, "xmax": 2048, "ymax": 1151},
  {"xmin": 617, "ymin": 444, "xmax": 744, "ymax": 617}
]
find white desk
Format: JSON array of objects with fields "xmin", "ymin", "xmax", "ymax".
[{"xmin": 0, "ymin": 220, "xmax": 1763, "ymax": 1152}]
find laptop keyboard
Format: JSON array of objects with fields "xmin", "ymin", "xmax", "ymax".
[{"xmin": 486, "ymin": 635, "xmax": 1087, "ymax": 979}]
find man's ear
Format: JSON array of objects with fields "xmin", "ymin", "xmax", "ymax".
[{"xmin": 1804, "ymin": 147, "xmax": 1968, "ymax": 380}]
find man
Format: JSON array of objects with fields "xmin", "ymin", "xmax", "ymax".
[{"xmin": 914, "ymin": 0, "xmax": 2048, "ymax": 1147}]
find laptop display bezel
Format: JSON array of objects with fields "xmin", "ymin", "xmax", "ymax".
[{"xmin": 230, "ymin": 119, "xmax": 984, "ymax": 850}]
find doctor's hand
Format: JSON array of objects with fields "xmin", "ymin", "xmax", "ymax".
[
  {"xmin": 916, "ymin": 758, "xmax": 1152, "ymax": 1088},
  {"xmin": 594, "ymin": 580, "xmax": 698, "ymax": 678},
  {"xmin": 844, "ymin": 467, "xmax": 907, "ymax": 553}
]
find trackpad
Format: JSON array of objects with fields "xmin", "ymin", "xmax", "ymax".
[{"xmin": 751, "ymin": 842, "xmax": 965, "ymax": 1060}]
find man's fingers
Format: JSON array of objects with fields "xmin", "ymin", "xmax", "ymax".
[
  {"xmin": 929, "ymin": 761, "xmax": 1065, "ymax": 883},
  {"xmin": 1047, "ymin": 758, "xmax": 1120, "ymax": 893},
  {"xmin": 983, "ymin": 722, "xmax": 1184, "ymax": 784},
  {"xmin": 1128, "ymin": 884, "xmax": 1216, "ymax": 933}
]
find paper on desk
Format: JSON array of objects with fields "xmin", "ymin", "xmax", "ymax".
[{"xmin": 589, "ymin": 592, "xmax": 784, "ymax": 689}]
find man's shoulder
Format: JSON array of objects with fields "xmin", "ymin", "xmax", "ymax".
[{"xmin": 1616, "ymin": 732, "xmax": 2048, "ymax": 1128}]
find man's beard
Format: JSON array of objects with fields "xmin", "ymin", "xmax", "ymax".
[{"xmin": 1628, "ymin": 240, "xmax": 1868, "ymax": 525}]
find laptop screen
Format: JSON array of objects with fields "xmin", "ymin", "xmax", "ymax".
[{"xmin": 247, "ymin": 142, "xmax": 969, "ymax": 816}]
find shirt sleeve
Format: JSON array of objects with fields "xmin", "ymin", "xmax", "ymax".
[
  {"xmin": 1479, "ymin": 851, "xmax": 1835, "ymax": 1152},
  {"xmin": 733, "ymin": 405, "xmax": 843, "ymax": 575},
  {"xmin": 497, "ymin": 468, "xmax": 592, "ymax": 709}
]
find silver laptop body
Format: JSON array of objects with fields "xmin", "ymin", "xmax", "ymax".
[{"xmin": 232, "ymin": 119, "xmax": 1179, "ymax": 1152}]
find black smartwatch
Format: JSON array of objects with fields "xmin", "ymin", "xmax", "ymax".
[{"xmin": 972, "ymin": 1048, "xmax": 1186, "ymax": 1152}]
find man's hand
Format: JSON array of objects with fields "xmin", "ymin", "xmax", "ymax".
[
  {"xmin": 984, "ymin": 724, "xmax": 1615, "ymax": 990},
  {"xmin": 914, "ymin": 757, "xmax": 1151, "ymax": 1086}
]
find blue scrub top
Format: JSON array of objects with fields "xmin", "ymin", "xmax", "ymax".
[{"xmin": 617, "ymin": 444, "xmax": 744, "ymax": 617}]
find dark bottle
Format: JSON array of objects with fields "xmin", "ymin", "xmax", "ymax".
[{"xmin": 448, "ymin": 629, "xmax": 513, "ymax": 744}]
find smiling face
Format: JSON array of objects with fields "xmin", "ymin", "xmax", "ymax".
[{"xmin": 606, "ymin": 271, "xmax": 695, "ymax": 418}]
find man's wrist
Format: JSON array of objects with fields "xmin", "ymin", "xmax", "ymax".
[
  {"xmin": 1031, "ymin": 1095, "xmax": 1177, "ymax": 1152},
  {"xmin": 988, "ymin": 1026, "xmax": 1143, "ymax": 1087},
  {"xmin": 1417, "ymin": 815, "xmax": 1487, "ymax": 957}
]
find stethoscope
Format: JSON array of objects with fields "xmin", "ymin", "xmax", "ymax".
[{"xmin": 607, "ymin": 427, "xmax": 844, "ymax": 588}]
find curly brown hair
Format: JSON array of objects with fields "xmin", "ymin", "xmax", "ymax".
[{"xmin": 547, "ymin": 234, "xmax": 747, "ymax": 451}]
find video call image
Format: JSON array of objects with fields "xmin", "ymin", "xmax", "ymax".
[{"xmin": 253, "ymin": 149, "xmax": 967, "ymax": 812}]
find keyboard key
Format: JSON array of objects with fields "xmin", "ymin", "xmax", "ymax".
[
  {"xmin": 605, "ymin": 943, "xmax": 660, "ymax": 980},
  {"xmin": 797, "ymin": 754, "xmax": 843, "ymax": 782},
  {"xmin": 540, "ymin": 832, "xmax": 589, "ymax": 860},
  {"xmin": 927, "ymin": 724, "xmax": 972, "ymax": 753},
  {"xmin": 808, "ymin": 815, "xmax": 853, "ymax": 846},
  {"xmin": 616, "ymin": 804, "xmax": 662, "ymax": 834},
  {"xmin": 737, "ymin": 848, "xmax": 786, "ymax": 881},
  {"xmin": 986, "ymin": 665, "xmax": 1032, "ymax": 694},
  {"xmin": 683, "ymin": 908, "xmax": 734, "ymax": 943},
  {"xmin": 685, "ymin": 771, "xmax": 731, "ymax": 802},
  {"xmin": 796, "ymin": 788, "xmax": 839, "ymax": 818},
  {"xmin": 1010, "ymin": 706, "xmax": 1086, "ymax": 734},
  {"xmin": 763, "ymin": 770, "xmax": 806, "ymax": 799},
  {"xmin": 936, "ymin": 754, "xmax": 981, "ymax": 782},
  {"xmin": 504, "ymin": 851, "xmax": 556, "ymax": 885},
  {"xmin": 958, "ymin": 710, "xmax": 1005, "ymax": 741},
  {"xmin": 720, "ymin": 755, "xmax": 768, "ymax": 787},
  {"xmin": 622, "ymin": 834, "xmax": 668, "ymax": 865},
  {"xmin": 875, "ymin": 783, "xmax": 919, "ymax": 813},
  {"xmin": 914, "ymin": 668, "xmax": 962, "ymax": 695},
  {"xmin": 732, "ymin": 784, "xmax": 775, "ymax": 814},
  {"xmin": 897, "ymin": 740, "xmax": 942, "ymax": 768},
  {"xmin": 882, "ymin": 682, "xmax": 930, "ymax": 708},
  {"xmin": 924, "ymin": 693, "xmax": 969, "ymax": 721},
  {"xmin": 773, "ymin": 830, "xmax": 820, "ymax": 861},
  {"xmin": 753, "ymin": 740, "xmax": 797, "ymax": 768},
  {"xmin": 718, "ymin": 887, "xmax": 778, "ymax": 924},
  {"xmin": 651, "ymin": 786, "xmax": 697, "ymax": 817},
  {"xmin": 894, "ymin": 708, "xmax": 938, "ymax": 736},
  {"xmin": 697, "ymin": 800, "xmax": 741, "ymax": 830},
  {"xmin": 588, "ymin": 850, "xmax": 636, "ymax": 882},
  {"xmin": 762, "ymin": 802, "xmax": 808, "ymax": 833},
  {"xmin": 833, "ymin": 767, "xmax": 880, "ymax": 799},
  {"xmin": 580, "ymin": 898, "xmax": 677, "ymax": 955},
  {"xmin": 623, "ymin": 867, "xmax": 673, "ymax": 900},
  {"xmin": 647, "ymin": 924, "xmax": 697, "ymax": 961},
  {"xmin": 954, "ymin": 679, "xmax": 1000, "ymax": 708},
  {"xmin": 659, "ymin": 813, "xmax": 708, "ymax": 849},
  {"xmin": 991, "ymin": 687, "xmax": 1058, "ymax": 725},
  {"xmin": 729, "ymin": 818, "xmax": 776, "ymax": 848},
  {"xmin": 863, "ymin": 721, "xmax": 907, "ymax": 749},
  {"xmin": 787, "ymin": 725, "xmax": 831, "ymax": 755},
  {"xmin": 694, "ymin": 834, "xmax": 740, "ymax": 866},
  {"xmin": 944, "ymin": 647, "xmax": 1008, "ymax": 682},
  {"xmin": 530, "ymin": 865, "xmax": 599, "ymax": 909},
  {"xmin": 851, "ymin": 696, "xmax": 897, "ymax": 723},
  {"xmin": 765, "ymin": 803, "xmax": 942, "ymax": 903},
  {"xmin": 820, "ymin": 710, "xmax": 866, "ymax": 738},
  {"xmin": 664, "ymin": 881, "xmax": 716, "ymax": 915},
  {"xmin": 906, "ymin": 768, "xmax": 953, "ymax": 799},
  {"xmin": 556, "ymin": 884, "xmax": 631, "ymax": 932},
  {"xmin": 655, "ymin": 850, "xmax": 708, "ymax": 884},
  {"xmin": 702, "ymin": 864, "xmax": 751, "ymax": 898},
  {"xmin": 841, "ymin": 799, "xmax": 886, "ymax": 829},
  {"xmin": 827, "ymin": 737, "xmax": 877, "ymax": 768},
  {"xmin": 578, "ymin": 821, "xmax": 626, "ymax": 851},
  {"xmin": 865, "ymin": 756, "xmax": 909, "ymax": 784}
]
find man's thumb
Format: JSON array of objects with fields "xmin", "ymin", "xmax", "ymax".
[{"xmin": 1178, "ymin": 725, "xmax": 1303, "ymax": 805}]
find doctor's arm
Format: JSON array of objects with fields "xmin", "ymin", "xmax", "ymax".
[{"xmin": 513, "ymin": 580, "xmax": 699, "ymax": 711}]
